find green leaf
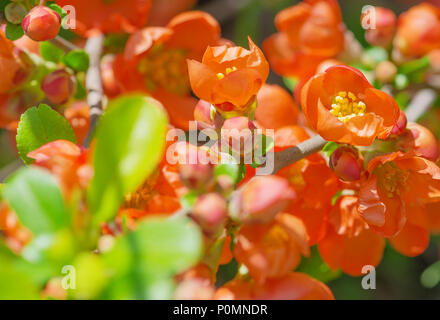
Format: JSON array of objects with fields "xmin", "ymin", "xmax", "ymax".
[
  {"xmin": 5, "ymin": 21, "xmax": 23, "ymax": 40},
  {"xmin": 89, "ymin": 95, "xmax": 168, "ymax": 225},
  {"xmin": 215, "ymin": 163, "xmax": 240, "ymax": 184},
  {"xmin": 394, "ymin": 74, "xmax": 409, "ymax": 90},
  {"xmin": 180, "ymin": 191, "xmax": 198, "ymax": 210},
  {"xmin": 3, "ymin": 167, "xmax": 69, "ymax": 236},
  {"xmin": 40, "ymin": 41, "xmax": 64, "ymax": 63},
  {"xmin": 398, "ymin": 56, "xmax": 430, "ymax": 75},
  {"xmin": 283, "ymin": 77, "xmax": 298, "ymax": 92},
  {"xmin": 16, "ymin": 104, "xmax": 76, "ymax": 165},
  {"xmin": 62, "ymin": 50, "xmax": 90, "ymax": 72},
  {"xmin": 103, "ymin": 217, "xmax": 202, "ymax": 299},
  {"xmin": 47, "ymin": 3, "xmax": 67, "ymax": 18},
  {"xmin": 296, "ymin": 246, "xmax": 341, "ymax": 283},
  {"xmin": 0, "ymin": 263, "xmax": 40, "ymax": 299},
  {"xmin": 421, "ymin": 261, "xmax": 440, "ymax": 288},
  {"xmin": 363, "ymin": 47, "xmax": 388, "ymax": 68},
  {"xmin": 322, "ymin": 141, "xmax": 339, "ymax": 157}
]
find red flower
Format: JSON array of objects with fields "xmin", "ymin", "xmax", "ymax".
[
  {"xmin": 301, "ymin": 65, "xmax": 400, "ymax": 146},
  {"xmin": 358, "ymin": 151, "xmax": 440, "ymax": 237}
]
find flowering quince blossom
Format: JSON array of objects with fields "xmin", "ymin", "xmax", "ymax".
[
  {"xmin": 55, "ymin": 0, "xmax": 152, "ymax": 36},
  {"xmin": 301, "ymin": 65, "xmax": 401, "ymax": 146},
  {"xmin": 187, "ymin": 37, "xmax": 269, "ymax": 117},
  {"xmin": 263, "ymin": 0, "xmax": 345, "ymax": 82},
  {"xmin": 358, "ymin": 151, "xmax": 440, "ymax": 237},
  {"xmin": 112, "ymin": 11, "xmax": 221, "ymax": 130}
]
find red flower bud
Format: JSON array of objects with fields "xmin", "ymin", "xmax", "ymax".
[
  {"xmin": 22, "ymin": 6, "xmax": 61, "ymax": 41},
  {"xmin": 192, "ymin": 193, "xmax": 227, "ymax": 236},
  {"xmin": 329, "ymin": 147, "xmax": 363, "ymax": 182},
  {"xmin": 398, "ymin": 123, "xmax": 439, "ymax": 161},
  {"xmin": 194, "ymin": 100, "xmax": 214, "ymax": 125},
  {"xmin": 41, "ymin": 69, "xmax": 76, "ymax": 105},
  {"xmin": 362, "ymin": 7, "xmax": 396, "ymax": 47},
  {"xmin": 230, "ymin": 175, "xmax": 296, "ymax": 224},
  {"xmin": 390, "ymin": 110, "xmax": 408, "ymax": 136},
  {"xmin": 221, "ymin": 116, "xmax": 256, "ymax": 158}
]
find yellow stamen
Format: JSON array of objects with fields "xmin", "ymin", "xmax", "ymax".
[
  {"xmin": 376, "ymin": 162, "xmax": 409, "ymax": 198},
  {"xmin": 330, "ymin": 91, "xmax": 367, "ymax": 123},
  {"xmin": 216, "ymin": 73, "xmax": 225, "ymax": 80}
]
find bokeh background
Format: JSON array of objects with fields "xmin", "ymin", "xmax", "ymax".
[{"xmin": 1, "ymin": 0, "xmax": 440, "ymax": 299}]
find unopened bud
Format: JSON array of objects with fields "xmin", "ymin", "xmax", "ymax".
[
  {"xmin": 398, "ymin": 123, "xmax": 439, "ymax": 161},
  {"xmin": 390, "ymin": 110, "xmax": 408, "ymax": 136},
  {"xmin": 22, "ymin": 6, "xmax": 61, "ymax": 41},
  {"xmin": 329, "ymin": 147, "xmax": 363, "ymax": 182},
  {"xmin": 192, "ymin": 193, "xmax": 227, "ymax": 236},
  {"xmin": 194, "ymin": 100, "xmax": 214, "ymax": 125},
  {"xmin": 363, "ymin": 7, "xmax": 396, "ymax": 47},
  {"xmin": 230, "ymin": 176, "xmax": 296, "ymax": 224},
  {"xmin": 376, "ymin": 61, "xmax": 397, "ymax": 83},
  {"xmin": 41, "ymin": 69, "xmax": 76, "ymax": 105},
  {"xmin": 5, "ymin": 3, "xmax": 27, "ymax": 24},
  {"xmin": 221, "ymin": 116, "xmax": 256, "ymax": 158}
]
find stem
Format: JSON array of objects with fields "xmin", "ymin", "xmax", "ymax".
[
  {"xmin": 83, "ymin": 34, "xmax": 105, "ymax": 148},
  {"xmin": 49, "ymin": 36, "xmax": 79, "ymax": 52},
  {"xmin": 404, "ymin": 89, "xmax": 437, "ymax": 122}
]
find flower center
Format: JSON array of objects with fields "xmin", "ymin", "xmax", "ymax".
[
  {"xmin": 216, "ymin": 66, "xmax": 237, "ymax": 80},
  {"xmin": 264, "ymin": 224, "xmax": 289, "ymax": 248},
  {"xmin": 376, "ymin": 162, "xmax": 409, "ymax": 198},
  {"xmin": 137, "ymin": 44, "xmax": 189, "ymax": 95},
  {"xmin": 330, "ymin": 91, "xmax": 367, "ymax": 123}
]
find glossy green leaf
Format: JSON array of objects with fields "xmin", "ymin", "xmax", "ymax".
[
  {"xmin": 16, "ymin": 104, "xmax": 76, "ymax": 164},
  {"xmin": 5, "ymin": 21, "xmax": 23, "ymax": 40},
  {"xmin": 103, "ymin": 218, "xmax": 202, "ymax": 299},
  {"xmin": 3, "ymin": 167, "xmax": 69, "ymax": 236},
  {"xmin": 215, "ymin": 163, "xmax": 240, "ymax": 183},
  {"xmin": 40, "ymin": 41, "xmax": 64, "ymax": 63},
  {"xmin": 62, "ymin": 49, "xmax": 90, "ymax": 72},
  {"xmin": 89, "ymin": 95, "xmax": 168, "ymax": 225}
]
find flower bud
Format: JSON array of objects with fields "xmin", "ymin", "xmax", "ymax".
[
  {"xmin": 375, "ymin": 61, "xmax": 397, "ymax": 84},
  {"xmin": 390, "ymin": 110, "xmax": 407, "ymax": 136},
  {"xmin": 329, "ymin": 146, "xmax": 363, "ymax": 182},
  {"xmin": 229, "ymin": 176, "xmax": 296, "ymax": 224},
  {"xmin": 41, "ymin": 69, "xmax": 76, "ymax": 105},
  {"xmin": 398, "ymin": 123, "xmax": 439, "ymax": 161},
  {"xmin": 221, "ymin": 116, "xmax": 256, "ymax": 158},
  {"xmin": 429, "ymin": 49, "xmax": 440, "ymax": 73},
  {"xmin": 194, "ymin": 100, "xmax": 214, "ymax": 125},
  {"xmin": 362, "ymin": 7, "xmax": 396, "ymax": 47},
  {"xmin": 5, "ymin": 2, "xmax": 27, "ymax": 24},
  {"xmin": 22, "ymin": 6, "xmax": 61, "ymax": 41},
  {"xmin": 192, "ymin": 193, "xmax": 227, "ymax": 236}
]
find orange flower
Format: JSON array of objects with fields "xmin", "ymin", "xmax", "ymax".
[
  {"xmin": 148, "ymin": 0, "xmax": 197, "ymax": 26},
  {"xmin": 263, "ymin": 0, "xmax": 344, "ymax": 79},
  {"xmin": 0, "ymin": 203, "xmax": 32, "ymax": 253},
  {"xmin": 394, "ymin": 3, "xmax": 440, "ymax": 58},
  {"xmin": 55, "ymin": 0, "xmax": 152, "ymax": 36},
  {"xmin": 255, "ymin": 84, "xmax": 300, "ymax": 129},
  {"xmin": 275, "ymin": 126, "xmax": 340, "ymax": 244},
  {"xmin": 113, "ymin": 11, "xmax": 221, "ymax": 130},
  {"xmin": 301, "ymin": 65, "xmax": 400, "ymax": 146},
  {"xmin": 64, "ymin": 102, "xmax": 90, "ymax": 146},
  {"xmin": 27, "ymin": 140, "xmax": 92, "ymax": 196},
  {"xmin": 187, "ymin": 38, "xmax": 269, "ymax": 117},
  {"xmin": 426, "ymin": 201, "xmax": 440, "ymax": 233},
  {"xmin": 0, "ymin": 30, "xmax": 22, "ymax": 95},
  {"xmin": 233, "ymin": 213, "xmax": 309, "ymax": 284},
  {"xmin": 318, "ymin": 196, "xmax": 385, "ymax": 276},
  {"xmin": 215, "ymin": 273, "xmax": 334, "ymax": 300},
  {"xmin": 358, "ymin": 151, "xmax": 440, "ymax": 237}
]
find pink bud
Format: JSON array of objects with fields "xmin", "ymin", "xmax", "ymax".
[
  {"xmin": 230, "ymin": 176, "xmax": 296, "ymax": 224},
  {"xmin": 221, "ymin": 117, "xmax": 256, "ymax": 157},
  {"xmin": 194, "ymin": 100, "xmax": 214, "ymax": 124},
  {"xmin": 41, "ymin": 69, "xmax": 76, "ymax": 105},
  {"xmin": 390, "ymin": 110, "xmax": 408, "ymax": 136},
  {"xmin": 398, "ymin": 123, "xmax": 439, "ymax": 161},
  {"xmin": 192, "ymin": 193, "xmax": 227, "ymax": 236},
  {"xmin": 362, "ymin": 7, "xmax": 396, "ymax": 47},
  {"xmin": 22, "ymin": 6, "xmax": 61, "ymax": 41},
  {"xmin": 330, "ymin": 147, "xmax": 363, "ymax": 182}
]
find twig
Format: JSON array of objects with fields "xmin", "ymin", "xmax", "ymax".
[
  {"xmin": 83, "ymin": 34, "xmax": 105, "ymax": 148},
  {"xmin": 404, "ymin": 89, "xmax": 437, "ymax": 123},
  {"xmin": 49, "ymin": 36, "xmax": 79, "ymax": 52}
]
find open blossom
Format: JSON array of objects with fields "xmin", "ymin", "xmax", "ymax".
[
  {"xmin": 394, "ymin": 3, "xmax": 440, "ymax": 58},
  {"xmin": 275, "ymin": 126, "xmax": 340, "ymax": 244},
  {"xmin": 55, "ymin": 0, "xmax": 152, "ymax": 36},
  {"xmin": 263, "ymin": 0, "xmax": 344, "ymax": 79},
  {"xmin": 255, "ymin": 84, "xmax": 300, "ymax": 130},
  {"xmin": 187, "ymin": 38, "xmax": 269, "ymax": 117},
  {"xmin": 233, "ymin": 213, "xmax": 309, "ymax": 284},
  {"xmin": 113, "ymin": 11, "xmax": 221, "ymax": 130},
  {"xmin": 215, "ymin": 273, "xmax": 334, "ymax": 300},
  {"xmin": 318, "ymin": 196, "xmax": 385, "ymax": 276},
  {"xmin": 301, "ymin": 65, "xmax": 401, "ymax": 146},
  {"xmin": 358, "ymin": 151, "xmax": 440, "ymax": 237}
]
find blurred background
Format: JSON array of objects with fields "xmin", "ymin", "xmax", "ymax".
[{"xmin": 1, "ymin": 0, "xmax": 440, "ymax": 299}]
